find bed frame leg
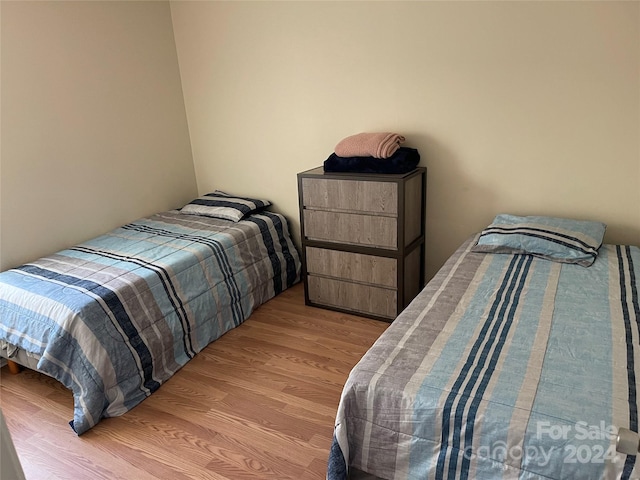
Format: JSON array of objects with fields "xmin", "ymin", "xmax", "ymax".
[{"xmin": 6, "ymin": 360, "xmax": 22, "ymax": 375}]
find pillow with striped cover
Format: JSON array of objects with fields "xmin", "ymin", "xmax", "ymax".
[
  {"xmin": 471, "ymin": 214, "xmax": 606, "ymax": 267},
  {"xmin": 179, "ymin": 190, "xmax": 271, "ymax": 222}
]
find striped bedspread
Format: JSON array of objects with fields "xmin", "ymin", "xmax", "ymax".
[
  {"xmin": 0, "ymin": 210, "xmax": 300, "ymax": 434},
  {"xmin": 329, "ymin": 236, "xmax": 640, "ymax": 479}
]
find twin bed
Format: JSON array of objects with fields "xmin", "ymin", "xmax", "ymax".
[
  {"xmin": 0, "ymin": 192, "xmax": 301, "ymax": 434},
  {"xmin": 328, "ymin": 215, "xmax": 640, "ymax": 479}
]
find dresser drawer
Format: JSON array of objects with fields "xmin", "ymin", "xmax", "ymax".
[
  {"xmin": 306, "ymin": 247, "xmax": 397, "ymax": 288},
  {"xmin": 301, "ymin": 178, "xmax": 397, "ymax": 215},
  {"xmin": 303, "ymin": 210, "xmax": 397, "ymax": 249},
  {"xmin": 307, "ymin": 275, "xmax": 397, "ymax": 319}
]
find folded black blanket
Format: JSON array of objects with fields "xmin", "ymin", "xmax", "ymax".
[{"xmin": 323, "ymin": 147, "xmax": 420, "ymax": 174}]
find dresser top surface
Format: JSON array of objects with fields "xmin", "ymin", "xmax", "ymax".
[{"xmin": 298, "ymin": 166, "xmax": 425, "ymax": 181}]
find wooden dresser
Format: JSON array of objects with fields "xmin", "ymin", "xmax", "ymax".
[{"xmin": 297, "ymin": 166, "xmax": 426, "ymax": 321}]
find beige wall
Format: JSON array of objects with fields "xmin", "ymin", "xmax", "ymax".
[
  {"xmin": 0, "ymin": 1, "xmax": 197, "ymax": 270},
  {"xmin": 171, "ymin": 1, "xmax": 639, "ymax": 280},
  {"xmin": 1, "ymin": 1, "xmax": 637, "ymax": 279}
]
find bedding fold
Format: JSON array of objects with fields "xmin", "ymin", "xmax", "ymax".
[
  {"xmin": 323, "ymin": 147, "xmax": 420, "ymax": 174},
  {"xmin": 335, "ymin": 132, "xmax": 405, "ymax": 159}
]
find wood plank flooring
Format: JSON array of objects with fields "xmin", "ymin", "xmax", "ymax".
[{"xmin": 0, "ymin": 283, "xmax": 388, "ymax": 480}]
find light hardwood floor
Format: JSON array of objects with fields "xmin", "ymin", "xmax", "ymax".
[{"xmin": 0, "ymin": 283, "xmax": 389, "ymax": 480}]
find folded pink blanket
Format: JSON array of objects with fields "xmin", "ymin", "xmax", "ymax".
[{"xmin": 335, "ymin": 132, "xmax": 405, "ymax": 159}]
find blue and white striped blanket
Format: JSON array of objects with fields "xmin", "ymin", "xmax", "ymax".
[
  {"xmin": 0, "ymin": 210, "xmax": 300, "ymax": 434},
  {"xmin": 329, "ymin": 236, "xmax": 640, "ymax": 479}
]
